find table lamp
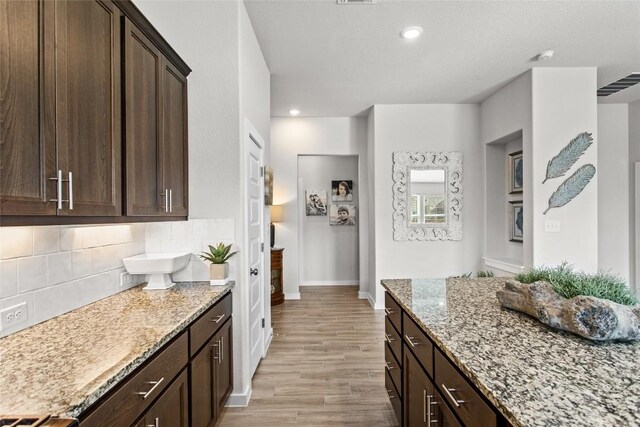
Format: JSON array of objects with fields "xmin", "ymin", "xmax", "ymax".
[{"xmin": 270, "ymin": 205, "xmax": 284, "ymax": 248}]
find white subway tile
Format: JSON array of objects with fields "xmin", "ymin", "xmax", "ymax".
[
  {"xmin": 145, "ymin": 239, "xmax": 162, "ymax": 253},
  {"xmin": 60, "ymin": 227, "xmax": 83, "ymax": 251},
  {"xmin": 0, "ymin": 292, "xmax": 35, "ymax": 337},
  {"xmin": 81, "ymin": 270, "xmax": 118, "ymax": 305},
  {"xmin": 0, "ymin": 260, "xmax": 18, "ymax": 298},
  {"xmin": 160, "ymin": 240, "xmax": 181, "ymax": 253},
  {"xmin": 172, "ymin": 261, "xmax": 193, "ymax": 282},
  {"xmin": 33, "ymin": 281, "xmax": 82, "ymax": 324},
  {"xmin": 171, "ymin": 221, "xmax": 192, "ymax": 240},
  {"xmin": 82, "ymin": 227, "xmax": 102, "ymax": 248},
  {"xmin": 33, "ymin": 227, "xmax": 60, "ymax": 255},
  {"xmin": 102, "ymin": 225, "xmax": 133, "ymax": 246},
  {"xmin": 193, "ymin": 259, "xmax": 209, "ymax": 281},
  {"xmin": 17, "ymin": 256, "xmax": 48, "ymax": 292},
  {"xmin": 0, "ymin": 227, "xmax": 33, "ymax": 259},
  {"xmin": 131, "ymin": 224, "xmax": 145, "ymax": 242},
  {"xmin": 71, "ymin": 250, "xmax": 92, "ymax": 279},
  {"xmin": 208, "ymin": 219, "xmax": 235, "ymax": 240},
  {"xmin": 123, "ymin": 241, "xmax": 145, "ymax": 258},
  {"xmin": 181, "ymin": 240, "xmax": 203, "ymax": 255},
  {"xmin": 145, "ymin": 223, "xmax": 171, "ymax": 241},
  {"xmin": 91, "ymin": 245, "xmax": 124, "ymax": 274},
  {"xmin": 190, "ymin": 220, "xmax": 207, "ymax": 239},
  {"xmin": 48, "ymin": 252, "xmax": 73, "ymax": 286}
]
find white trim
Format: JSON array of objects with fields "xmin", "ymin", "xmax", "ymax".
[
  {"xmin": 285, "ymin": 292, "xmax": 301, "ymax": 300},
  {"xmin": 482, "ymin": 256, "xmax": 525, "ymax": 275},
  {"xmin": 358, "ymin": 291, "xmax": 378, "ymax": 309},
  {"xmin": 635, "ymin": 163, "xmax": 640, "ymax": 289},
  {"xmin": 226, "ymin": 385, "xmax": 253, "ymax": 407},
  {"xmin": 299, "ymin": 281, "xmax": 359, "ymax": 286},
  {"xmin": 263, "ymin": 327, "xmax": 273, "ymax": 357}
]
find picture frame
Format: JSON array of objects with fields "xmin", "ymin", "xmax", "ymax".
[
  {"xmin": 264, "ymin": 166, "xmax": 274, "ymax": 205},
  {"xmin": 509, "ymin": 150, "xmax": 523, "ymax": 194},
  {"xmin": 305, "ymin": 189, "xmax": 328, "ymax": 216},
  {"xmin": 331, "ymin": 180, "xmax": 354, "ymax": 202},
  {"xmin": 509, "ymin": 200, "xmax": 523, "ymax": 243},
  {"xmin": 329, "ymin": 204, "xmax": 356, "ymax": 226}
]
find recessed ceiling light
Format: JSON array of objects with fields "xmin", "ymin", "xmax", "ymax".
[
  {"xmin": 289, "ymin": 109, "xmax": 300, "ymax": 116},
  {"xmin": 537, "ymin": 50, "xmax": 554, "ymax": 61},
  {"xmin": 400, "ymin": 26, "xmax": 423, "ymax": 40}
]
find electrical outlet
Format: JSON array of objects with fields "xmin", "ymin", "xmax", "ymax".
[
  {"xmin": 544, "ymin": 220, "xmax": 561, "ymax": 233},
  {"xmin": 120, "ymin": 272, "xmax": 134, "ymax": 288},
  {"xmin": 1, "ymin": 302, "xmax": 28, "ymax": 330}
]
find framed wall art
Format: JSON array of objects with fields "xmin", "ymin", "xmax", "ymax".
[
  {"xmin": 305, "ymin": 190, "xmax": 328, "ymax": 216},
  {"xmin": 509, "ymin": 200, "xmax": 523, "ymax": 243},
  {"xmin": 329, "ymin": 204, "xmax": 356, "ymax": 226},
  {"xmin": 331, "ymin": 180, "xmax": 354, "ymax": 202},
  {"xmin": 509, "ymin": 150, "xmax": 523, "ymax": 194}
]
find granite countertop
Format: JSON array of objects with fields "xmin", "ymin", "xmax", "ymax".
[
  {"xmin": 382, "ymin": 278, "xmax": 640, "ymax": 427},
  {"xmin": 0, "ymin": 281, "xmax": 233, "ymax": 419}
]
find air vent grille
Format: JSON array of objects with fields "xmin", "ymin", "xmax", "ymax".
[
  {"xmin": 336, "ymin": 0, "xmax": 375, "ymax": 4},
  {"xmin": 597, "ymin": 73, "xmax": 640, "ymax": 97}
]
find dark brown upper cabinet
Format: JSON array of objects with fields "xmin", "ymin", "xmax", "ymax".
[
  {"xmin": 124, "ymin": 18, "xmax": 188, "ymax": 217},
  {"xmin": 0, "ymin": 0, "xmax": 190, "ymax": 225},
  {"xmin": 0, "ymin": 0, "xmax": 56, "ymax": 216}
]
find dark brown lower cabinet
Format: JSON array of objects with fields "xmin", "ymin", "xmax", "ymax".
[
  {"xmin": 135, "ymin": 370, "xmax": 189, "ymax": 427},
  {"xmin": 404, "ymin": 344, "xmax": 436, "ymax": 426},
  {"xmin": 190, "ymin": 318, "xmax": 233, "ymax": 427}
]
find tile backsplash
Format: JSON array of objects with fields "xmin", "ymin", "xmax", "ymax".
[{"xmin": 0, "ymin": 219, "xmax": 235, "ymax": 337}]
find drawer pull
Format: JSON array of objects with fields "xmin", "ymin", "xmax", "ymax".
[
  {"xmin": 384, "ymin": 333, "xmax": 394, "ymax": 343},
  {"xmin": 423, "ymin": 391, "xmax": 438, "ymax": 424},
  {"xmin": 210, "ymin": 314, "xmax": 226, "ymax": 323},
  {"xmin": 385, "ymin": 362, "xmax": 394, "ymax": 370},
  {"xmin": 385, "ymin": 388, "xmax": 395, "ymax": 399},
  {"xmin": 135, "ymin": 377, "xmax": 165, "ymax": 399},
  {"xmin": 212, "ymin": 340, "xmax": 220, "ymax": 362},
  {"xmin": 405, "ymin": 335, "xmax": 420, "ymax": 347},
  {"xmin": 384, "ymin": 308, "xmax": 394, "ymax": 316},
  {"xmin": 146, "ymin": 417, "xmax": 159, "ymax": 427},
  {"xmin": 442, "ymin": 384, "xmax": 466, "ymax": 407}
]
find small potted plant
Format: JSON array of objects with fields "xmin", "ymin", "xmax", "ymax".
[{"xmin": 199, "ymin": 242, "xmax": 238, "ymax": 285}]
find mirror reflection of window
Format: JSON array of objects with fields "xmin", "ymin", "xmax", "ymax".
[{"xmin": 409, "ymin": 168, "xmax": 446, "ymax": 225}]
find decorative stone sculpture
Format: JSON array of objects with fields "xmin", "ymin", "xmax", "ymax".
[{"xmin": 497, "ymin": 280, "xmax": 640, "ymax": 341}]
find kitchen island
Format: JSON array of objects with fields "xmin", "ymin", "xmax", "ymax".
[
  {"xmin": 382, "ymin": 277, "xmax": 640, "ymax": 427},
  {"xmin": 0, "ymin": 281, "xmax": 233, "ymax": 423}
]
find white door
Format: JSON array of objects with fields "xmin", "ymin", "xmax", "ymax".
[{"xmin": 245, "ymin": 127, "xmax": 264, "ymax": 378}]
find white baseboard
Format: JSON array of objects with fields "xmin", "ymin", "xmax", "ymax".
[
  {"xmin": 226, "ymin": 385, "xmax": 252, "ymax": 407},
  {"xmin": 263, "ymin": 327, "xmax": 273, "ymax": 357},
  {"xmin": 358, "ymin": 291, "xmax": 368, "ymax": 299},
  {"xmin": 299, "ymin": 281, "xmax": 359, "ymax": 286},
  {"xmin": 285, "ymin": 292, "xmax": 301, "ymax": 300},
  {"xmin": 357, "ymin": 291, "xmax": 377, "ymax": 309}
]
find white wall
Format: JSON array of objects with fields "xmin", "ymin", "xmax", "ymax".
[
  {"xmin": 298, "ymin": 155, "xmax": 359, "ymax": 284},
  {"xmin": 531, "ymin": 68, "xmax": 598, "ymax": 272},
  {"xmin": 270, "ymin": 118, "xmax": 369, "ymax": 300},
  {"xmin": 630, "ymin": 100, "xmax": 640, "ymax": 290},
  {"xmin": 371, "ymin": 104, "xmax": 483, "ymax": 307},
  {"xmin": 366, "ymin": 110, "xmax": 376, "ymax": 303},
  {"xmin": 597, "ymin": 104, "xmax": 630, "ymax": 282}
]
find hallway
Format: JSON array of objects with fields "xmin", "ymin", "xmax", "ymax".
[{"xmin": 219, "ymin": 286, "xmax": 399, "ymax": 426}]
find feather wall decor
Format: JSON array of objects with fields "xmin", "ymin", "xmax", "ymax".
[
  {"xmin": 543, "ymin": 132, "xmax": 593, "ymax": 184},
  {"xmin": 544, "ymin": 164, "xmax": 596, "ymax": 214}
]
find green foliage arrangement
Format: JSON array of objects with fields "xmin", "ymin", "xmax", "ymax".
[
  {"xmin": 476, "ymin": 271, "xmax": 495, "ymax": 278},
  {"xmin": 199, "ymin": 243, "xmax": 238, "ymax": 264},
  {"xmin": 514, "ymin": 263, "xmax": 638, "ymax": 306}
]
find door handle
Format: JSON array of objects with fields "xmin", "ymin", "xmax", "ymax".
[{"xmin": 250, "ymin": 268, "xmax": 258, "ymax": 276}]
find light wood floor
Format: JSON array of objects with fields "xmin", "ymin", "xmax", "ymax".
[{"xmin": 218, "ymin": 286, "xmax": 399, "ymax": 426}]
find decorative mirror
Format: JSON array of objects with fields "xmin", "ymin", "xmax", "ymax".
[{"xmin": 392, "ymin": 151, "xmax": 463, "ymax": 241}]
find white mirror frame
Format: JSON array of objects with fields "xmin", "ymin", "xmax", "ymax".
[{"xmin": 392, "ymin": 151, "xmax": 463, "ymax": 241}]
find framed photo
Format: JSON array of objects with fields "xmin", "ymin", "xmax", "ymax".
[
  {"xmin": 305, "ymin": 190, "xmax": 328, "ymax": 216},
  {"xmin": 509, "ymin": 151, "xmax": 523, "ymax": 194},
  {"xmin": 509, "ymin": 200, "xmax": 523, "ymax": 243},
  {"xmin": 264, "ymin": 166, "xmax": 273, "ymax": 205},
  {"xmin": 331, "ymin": 180, "xmax": 354, "ymax": 202},
  {"xmin": 329, "ymin": 204, "xmax": 356, "ymax": 226}
]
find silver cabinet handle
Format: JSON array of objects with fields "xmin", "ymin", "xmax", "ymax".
[
  {"xmin": 135, "ymin": 377, "xmax": 164, "ymax": 399},
  {"xmin": 423, "ymin": 390, "xmax": 427, "ymax": 423},
  {"xmin": 212, "ymin": 340, "xmax": 220, "ymax": 362},
  {"xmin": 162, "ymin": 189, "xmax": 169, "ymax": 212},
  {"xmin": 385, "ymin": 361, "xmax": 394, "ymax": 371},
  {"xmin": 168, "ymin": 189, "xmax": 172, "ymax": 213},
  {"xmin": 49, "ymin": 170, "xmax": 63, "ymax": 210},
  {"xmin": 405, "ymin": 335, "xmax": 420, "ymax": 347},
  {"xmin": 210, "ymin": 314, "xmax": 225, "ymax": 324},
  {"xmin": 145, "ymin": 418, "xmax": 159, "ymax": 427},
  {"xmin": 384, "ymin": 333, "xmax": 394, "ymax": 343},
  {"xmin": 221, "ymin": 336, "xmax": 224, "ymax": 362},
  {"xmin": 67, "ymin": 171, "xmax": 73, "ymax": 210},
  {"xmin": 385, "ymin": 388, "xmax": 395, "ymax": 400},
  {"xmin": 384, "ymin": 308, "xmax": 393, "ymax": 316},
  {"xmin": 442, "ymin": 384, "xmax": 465, "ymax": 407}
]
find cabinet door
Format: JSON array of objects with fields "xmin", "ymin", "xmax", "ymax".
[
  {"xmin": 404, "ymin": 345, "xmax": 436, "ymax": 426},
  {"xmin": 160, "ymin": 58, "xmax": 188, "ymax": 216},
  {"xmin": 143, "ymin": 370, "xmax": 189, "ymax": 427},
  {"xmin": 190, "ymin": 333, "xmax": 217, "ymax": 427},
  {"xmin": 55, "ymin": 0, "xmax": 121, "ymax": 216},
  {"xmin": 124, "ymin": 18, "xmax": 163, "ymax": 216},
  {"xmin": 0, "ymin": 0, "xmax": 56, "ymax": 215},
  {"xmin": 214, "ymin": 319, "xmax": 233, "ymax": 416},
  {"xmin": 433, "ymin": 390, "xmax": 462, "ymax": 427}
]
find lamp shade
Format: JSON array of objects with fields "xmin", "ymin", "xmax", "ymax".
[{"xmin": 270, "ymin": 205, "xmax": 284, "ymax": 223}]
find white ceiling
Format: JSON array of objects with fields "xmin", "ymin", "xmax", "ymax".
[{"xmin": 244, "ymin": 0, "xmax": 640, "ymax": 117}]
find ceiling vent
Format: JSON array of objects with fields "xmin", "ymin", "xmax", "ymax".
[
  {"xmin": 597, "ymin": 72, "xmax": 640, "ymax": 97},
  {"xmin": 336, "ymin": 0, "xmax": 375, "ymax": 4}
]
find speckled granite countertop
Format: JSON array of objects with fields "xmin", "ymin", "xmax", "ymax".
[
  {"xmin": 382, "ymin": 278, "xmax": 640, "ymax": 427},
  {"xmin": 0, "ymin": 281, "xmax": 233, "ymax": 418}
]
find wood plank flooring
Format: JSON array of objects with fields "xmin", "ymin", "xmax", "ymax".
[{"xmin": 218, "ymin": 286, "xmax": 399, "ymax": 426}]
